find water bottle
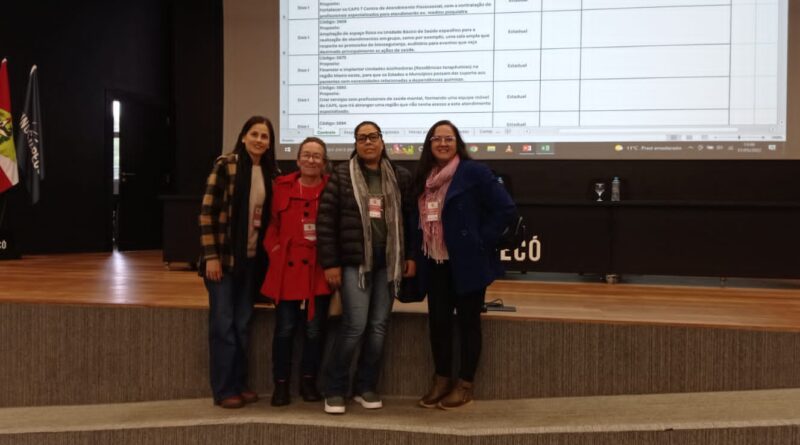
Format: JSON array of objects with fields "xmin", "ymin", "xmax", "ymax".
[{"xmin": 611, "ymin": 177, "xmax": 621, "ymax": 202}]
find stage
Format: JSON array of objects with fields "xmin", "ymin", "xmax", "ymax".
[
  {"xmin": 2, "ymin": 251, "xmax": 800, "ymax": 444},
  {"xmin": 2, "ymin": 250, "xmax": 800, "ymax": 331}
]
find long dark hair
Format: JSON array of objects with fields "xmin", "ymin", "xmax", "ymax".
[
  {"xmin": 350, "ymin": 120, "xmax": 389, "ymax": 162},
  {"xmin": 413, "ymin": 120, "xmax": 471, "ymax": 198},
  {"xmin": 233, "ymin": 115, "xmax": 278, "ymax": 177}
]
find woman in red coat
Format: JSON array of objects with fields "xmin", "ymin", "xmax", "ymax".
[{"xmin": 261, "ymin": 137, "xmax": 331, "ymax": 406}]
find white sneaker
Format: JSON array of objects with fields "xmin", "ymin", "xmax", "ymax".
[
  {"xmin": 353, "ymin": 391, "xmax": 383, "ymax": 409},
  {"xmin": 324, "ymin": 396, "xmax": 346, "ymax": 414}
]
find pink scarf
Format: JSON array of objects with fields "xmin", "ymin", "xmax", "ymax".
[{"xmin": 419, "ymin": 156, "xmax": 459, "ymax": 262}]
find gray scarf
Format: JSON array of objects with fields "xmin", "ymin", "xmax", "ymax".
[{"xmin": 349, "ymin": 157, "xmax": 404, "ymax": 297}]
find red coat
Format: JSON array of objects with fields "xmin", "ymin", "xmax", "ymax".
[{"xmin": 261, "ymin": 172, "xmax": 331, "ymax": 311}]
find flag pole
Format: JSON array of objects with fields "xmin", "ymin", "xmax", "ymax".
[
  {"xmin": 0, "ymin": 58, "xmax": 6, "ymax": 228},
  {"xmin": 0, "ymin": 193, "xmax": 6, "ymax": 229}
]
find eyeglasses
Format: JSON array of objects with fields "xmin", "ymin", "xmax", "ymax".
[
  {"xmin": 299, "ymin": 153, "xmax": 324, "ymax": 161},
  {"xmin": 355, "ymin": 132, "xmax": 382, "ymax": 144},
  {"xmin": 430, "ymin": 136, "xmax": 456, "ymax": 144}
]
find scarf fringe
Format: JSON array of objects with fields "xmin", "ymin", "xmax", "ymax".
[{"xmin": 420, "ymin": 156, "xmax": 459, "ymax": 262}]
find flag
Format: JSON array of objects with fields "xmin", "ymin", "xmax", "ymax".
[
  {"xmin": 0, "ymin": 59, "xmax": 19, "ymax": 194},
  {"xmin": 16, "ymin": 65, "xmax": 44, "ymax": 204}
]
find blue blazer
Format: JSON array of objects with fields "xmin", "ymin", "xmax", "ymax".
[{"xmin": 414, "ymin": 159, "xmax": 517, "ymax": 297}]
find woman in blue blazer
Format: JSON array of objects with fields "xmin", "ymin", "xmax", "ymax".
[{"xmin": 412, "ymin": 120, "xmax": 517, "ymax": 409}]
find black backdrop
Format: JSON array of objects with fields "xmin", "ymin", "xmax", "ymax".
[
  {"xmin": 1, "ymin": 1, "xmax": 799, "ymax": 277},
  {"xmin": 0, "ymin": 0, "xmax": 219, "ymax": 253}
]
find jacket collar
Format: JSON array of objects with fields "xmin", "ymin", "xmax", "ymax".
[
  {"xmin": 275, "ymin": 170, "xmax": 301, "ymax": 185},
  {"xmin": 444, "ymin": 159, "xmax": 468, "ymax": 206},
  {"xmin": 276, "ymin": 171, "xmax": 328, "ymax": 199}
]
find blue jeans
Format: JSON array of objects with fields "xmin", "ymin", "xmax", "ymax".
[
  {"xmin": 205, "ymin": 258, "xmax": 257, "ymax": 402},
  {"xmin": 272, "ymin": 295, "xmax": 331, "ymax": 382},
  {"xmin": 325, "ymin": 251, "xmax": 394, "ymax": 397}
]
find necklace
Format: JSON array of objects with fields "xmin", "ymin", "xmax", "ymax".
[
  {"xmin": 298, "ymin": 176, "xmax": 321, "ymax": 187},
  {"xmin": 298, "ymin": 176, "xmax": 322, "ymax": 200}
]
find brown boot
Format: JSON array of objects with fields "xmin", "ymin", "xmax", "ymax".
[
  {"xmin": 418, "ymin": 375, "xmax": 451, "ymax": 408},
  {"xmin": 437, "ymin": 379, "xmax": 473, "ymax": 410}
]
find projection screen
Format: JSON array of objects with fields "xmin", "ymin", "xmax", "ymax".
[{"xmin": 224, "ymin": 0, "xmax": 793, "ymax": 160}]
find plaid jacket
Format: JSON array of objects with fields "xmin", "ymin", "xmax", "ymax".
[{"xmin": 199, "ymin": 153, "xmax": 239, "ymax": 271}]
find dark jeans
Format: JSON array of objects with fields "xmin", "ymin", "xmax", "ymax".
[
  {"xmin": 272, "ymin": 295, "xmax": 331, "ymax": 382},
  {"xmin": 205, "ymin": 258, "xmax": 257, "ymax": 402},
  {"xmin": 325, "ymin": 247, "xmax": 393, "ymax": 397},
  {"xmin": 426, "ymin": 260, "xmax": 486, "ymax": 382}
]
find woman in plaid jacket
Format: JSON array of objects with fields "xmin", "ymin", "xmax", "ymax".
[{"xmin": 199, "ymin": 115, "xmax": 278, "ymax": 409}]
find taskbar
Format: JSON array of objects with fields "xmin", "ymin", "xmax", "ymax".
[{"xmin": 277, "ymin": 141, "xmax": 788, "ymax": 160}]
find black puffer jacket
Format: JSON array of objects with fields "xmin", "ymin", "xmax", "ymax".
[{"xmin": 316, "ymin": 159, "xmax": 414, "ymax": 269}]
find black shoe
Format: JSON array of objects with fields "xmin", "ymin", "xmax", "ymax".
[
  {"xmin": 299, "ymin": 375, "xmax": 322, "ymax": 402},
  {"xmin": 271, "ymin": 380, "xmax": 290, "ymax": 406}
]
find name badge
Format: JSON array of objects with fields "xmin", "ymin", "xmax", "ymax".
[
  {"xmin": 368, "ymin": 196, "xmax": 383, "ymax": 219},
  {"xmin": 425, "ymin": 200, "xmax": 440, "ymax": 222},
  {"xmin": 252, "ymin": 205, "xmax": 263, "ymax": 228},
  {"xmin": 302, "ymin": 218, "xmax": 316, "ymax": 241}
]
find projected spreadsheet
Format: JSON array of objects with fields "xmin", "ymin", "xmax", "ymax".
[{"xmin": 280, "ymin": 0, "xmax": 788, "ymax": 159}]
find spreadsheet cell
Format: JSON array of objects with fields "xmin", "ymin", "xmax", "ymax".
[
  {"xmin": 314, "ymin": 52, "xmax": 495, "ymax": 85},
  {"xmin": 304, "ymin": 113, "xmax": 495, "ymax": 135},
  {"xmin": 540, "ymin": 81, "xmax": 580, "ymax": 111},
  {"xmin": 541, "ymin": 49, "xmax": 581, "ymax": 80},
  {"xmin": 494, "ymin": 50, "xmax": 541, "ymax": 81},
  {"xmin": 756, "ymin": 3, "xmax": 781, "ymax": 42},
  {"xmin": 494, "ymin": 112, "xmax": 542, "ymax": 127},
  {"xmin": 495, "ymin": 0, "xmax": 542, "ymax": 13},
  {"xmin": 580, "ymin": 78, "xmax": 730, "ymax": 111},
  {"xmin": 755, "ymin": 108, "xmax": 778, "ymax": 125},
  {"xmin": 317, "ymin": 15, "xmax": 495, "ymax": 55},
  {"xmin": 288, "ymin": 1, "xmax": 318, "ymax": 19},
  {"xmin": 288, "ymin": 56, "xmax": 319, "ymax": 85},
  {"xmin": 730, "ymin": 109, "xmax": 755, "ymax": 125},
  {"xmin": 756, "ymin": 45, "xmax": 779, "ymax": 76},
  {"xmin": 580, "ymin": 110, "xmax": 730, "ymax": 126},
  {"xmin": 494, "ymin": 81, "xmax": 541, "ymax": 112},
  {"xmin": 543, "ymin": 0, "xmax": 582, "ymax": 10},
  {"xmin": 317, "ymin": 83, "xmax": 495, "ymax": 115},
  {"xmin": 756, "ymin": 77, "xmax": 778, "ymax": 109},
  {"xmin": 495, "ymin": 12, "xmax": 543, "ymax": 50},
  {"xmin": 540, "ymin": 11, "xmax": 582, "ymax": 49},
  {"xmin": 582, "ymin": 6, "xmax": 731, "ymax": 47},
  {"xmin": 732, "ymin": 4, "xmax": 757, "ymax": 43},
  {"xmin": 583, "ymin": 0, "xmax": 730, "ymax": 8},
  {"xmin": 287, "ymin": 85, "xmax": 319, "ymax": 114},
  {"xmin": 730, "ymin": 78, "xmax": 756, "ymax": 109},
  {"xmin": 580, "ymin": 46, "xmax": 730, "ymax": 79},
  {"xmin": 318, "ymin": 0, "xmax": 493, "ymax": 18},
  {"xmin": 287, "ymin": 114, "xmax": 320, "ymax": 132},
  {"xmin": 288, "ymin": 21, "xmax": 319, "ymax": 55},
  {"xmin": 731, "ymin": 45, "xmax": 757, "ymax": 76},
  {"xmin": 540, "ymin": 112, "xmax": 579, "ymax": 126}
]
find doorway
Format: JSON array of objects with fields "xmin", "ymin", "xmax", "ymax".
[{"xmin": 106, "ymin": 91, "xmax": 171, "ymax": 251}]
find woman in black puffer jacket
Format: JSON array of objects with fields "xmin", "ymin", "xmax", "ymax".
[{"xmin": 316, "ymin": 121, "xmax": 415, "ymax": 414}]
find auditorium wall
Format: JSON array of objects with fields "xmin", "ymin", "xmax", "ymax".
[{"xmin": 0, "ymin": 1, "xmax": 798, "ymax": 279}]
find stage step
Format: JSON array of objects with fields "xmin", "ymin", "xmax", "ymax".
[
  {"xmin": 3, "ymin": 302, "xmax": 800, "ymax": 407},
  {"xmin": 1, "ymin": 389, "xmax": 799, "ymax": 445}
]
